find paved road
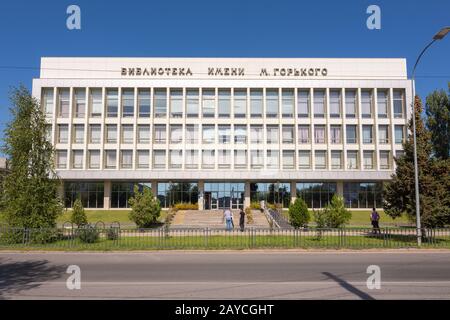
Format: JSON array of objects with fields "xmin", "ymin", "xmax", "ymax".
[{"xmin": 1, "ymin": 250, "xmax": 450, "ymax": 299}]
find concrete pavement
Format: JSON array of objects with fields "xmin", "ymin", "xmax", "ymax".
[{"xmin": 1, "ymin": 250, "xmax": 450, "ymax": 299}]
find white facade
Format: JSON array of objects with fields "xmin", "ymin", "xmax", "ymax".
[{"xmin": 32, "ymin": 57, "xmax": 411, "ymax": 210}]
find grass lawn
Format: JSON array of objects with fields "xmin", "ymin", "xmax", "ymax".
[{"xmin": 57, "ymin": 209, "xmax": 168, "ymax": 226}]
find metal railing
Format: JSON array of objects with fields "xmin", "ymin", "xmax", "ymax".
[{"xmin": 1, "ymin": 226, "xmax": 450, "ymax": 250}]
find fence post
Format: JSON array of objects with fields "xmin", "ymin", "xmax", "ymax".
[{"xmin": 204, "ymin": 228, "xmax": 209, "ymax": 248}]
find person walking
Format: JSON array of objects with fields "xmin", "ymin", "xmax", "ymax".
[
  {"xmin": 370, "ymin": 208, "xmax": 381, "ymax": 234},
  {"xmin": 239, "ymin": 208, "xmax": 245, "ymax": 232},
  {"xmin": 223, "ymin": 208, "xmax": 233, "ymax": 231}
]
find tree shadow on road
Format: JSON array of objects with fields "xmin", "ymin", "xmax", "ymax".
[
  {"xmin": 0, "ymin": 258, "xmax": 66, "ymax": 299},
  {"xmin": 322, "ymin": 272, "xmax": 375, "ymax": 300}
]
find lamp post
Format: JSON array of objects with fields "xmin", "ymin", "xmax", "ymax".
[{"xmin": 410, "ymin": 26, "xmax": 450, "ymax": 246}]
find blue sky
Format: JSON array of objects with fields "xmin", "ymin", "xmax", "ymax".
[{"xmin": 0, "ymin": 0, "xmax": 448, "ymax": 139}]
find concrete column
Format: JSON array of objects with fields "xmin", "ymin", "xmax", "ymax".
[
  {"xmin": 244, "ymin": 181, "xmax": 251, "ymax": 208},
  {"xmin": 336, "ymin": 181, "xmax": 344, "ymax": 197},
  {"xmin": 104, "ymin": 180, "xmax": 111, "ymax": 209},
  {"xmin": 151, "ymin": 181, "xmax": 158, "ymax": 196},
  {"xmin": 198, "ymin": 180, "xmax": 204, "ymax": 210},
  {"xmin": 57, "ymin": 181, "xmax": 65, "ymax": 204},
  {"xmin": 290, "ymin": 181, "xmax": 297, "ymax": 204}
]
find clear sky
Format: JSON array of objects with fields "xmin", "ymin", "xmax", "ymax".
[{"xmin": 0, "ymin": 0, "xmax": 448, "ymax": 141}]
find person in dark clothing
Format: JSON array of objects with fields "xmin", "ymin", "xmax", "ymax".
[
  {"xmin": 370, "ymin": 208, "xmax": 381, "ymax": 234},
  {"xmin": 239, "ymin": 209, "xmax": 245, "ymax": 232}
]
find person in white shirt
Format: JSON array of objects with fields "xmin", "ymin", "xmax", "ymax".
[{"xmin": 223, "ymin": 208, "xmax": 233, "ymax": 231}]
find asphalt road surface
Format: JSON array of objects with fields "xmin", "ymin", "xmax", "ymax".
[{"xmin": 1, "ymin": 250, "xmax": 450, "ymax": 300}]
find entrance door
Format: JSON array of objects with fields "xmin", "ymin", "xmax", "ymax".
[{"xmin": 204, "ymin": 192, "xmax": 211, "ymax": 210}]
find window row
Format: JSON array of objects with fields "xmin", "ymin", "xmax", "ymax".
[
  {"xmin": 42, "ymin": 87, "xmax": 406, "ymax": 119},
  {"xmin": 55, "ymin": 149, "xmax": 402, "ymax": 170},
  {"xmin": 52, "ymin": 123, "xmax": 406, "ymax": 146}
]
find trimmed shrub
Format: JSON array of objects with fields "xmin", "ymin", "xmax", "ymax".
[
  {"xmin": 288, "ymin": 198, "xmax": 310, "ymax": 229},
  {"xmin": 106, "ymin": 227, "xmax": 119, "ymax": 240},
  {"xmin": 267, "ymin": 203, "xmax": 277, "ymax": 210},
  {"xmin": 71, "ymin": 198, "xmax": 87, "ymax": 227},
  {"xmin": 76, "ymin": 226, "xmax": 99, "ymax": 243},
  {"xmin": 245, "ymin": 207, "xmax": 254, "ymax": 224},
  {"xmin": 250, "ymin": 202, "xmax": 261, "ymax": 210},
  {"xmin": 128, "ymin": 185, "xmax": 161, "ymax": 228},
  {"xmin": 173, "ymin": 203, "xmax": 199, "ymax": 211},
  {"xmin": 321, "ymin": 195, "xmax": 352, "ymax": 228}
]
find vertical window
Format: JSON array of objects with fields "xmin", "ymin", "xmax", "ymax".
[
  {"xmin": 169, "ymin": 150, "xmax": 182, "ymax": 168},
  {"xmin": 42, "ymin": 88, "xmax": 54, "ymax": 116},
  {"xmin": 250, "ymin": 89, "xmax": 263, "ymax": 118},
  {"xmin": 345, "ymin": 89, "xmax": 356, "ymax": 118},
  {"xmin": 363, "ymin": 151, "xmax": 374, "ymax": 169},
  {"xmin": 105, "ymin": 150, "xmax": 117, "ymax": 169},
  {"xmin": 313, "ymin": 89, "xmax": 325, "ymax": 118},
  {"xmin": 90, "ymin": 88, "xmax": 102, "ymax": 118},
  {"xmin": 58, "ymin": 89, "xmax": 70, "ymax": 118},
  {"xmin": 266, "ymin": 89, "xmax": 279, "ymax": 118},
  {"xmin": 234, "ymin": 125, "xmax": 247, "ymax": 144},
  {"xmin": 58, "ymin": 124, "xmax": 68, "ymax": 143},
  {"xmin": 218, "ymin": 125, "xmax": 231, "ymax": 144},
  {"xmin": 154, "ymin": 89, "xmax": 167, "ymax": 118},
  {"xmin": 250, "ymin": 125, "xmax": 263, "ymax": 144},
  {"xmin": 154, "ymin": 125, "xmax": 166, "ymax": 144},
  {"xmin": 121, "ymin": 125, "xmax": 134, "ymax": 144},
  {"xmin": 393, "ymin": 90, "xmax": 404, "ymax": 118},
  {"xmin": 282, "ymin": 150, "xmax": 295, "ymax": 169},
  {"xmin": 218, "ymin": 89, "xmax": 231, "ymax": 117},
  {"xmin": 89, "ymin": 150, "xmax": 100, "ymax": 169},
  {"xmin": 346, "ymin": 125, "xmax": 357, "ymax": 144},
  {"xmin": 137, "ymin": 125, "xmax": 150, "ymax": 144},
  {"xmin": 329, "ymin": 90, "xmax": 341, "ymax": 117},
  {"xmin": 361, "ymin": 90, "xmax": 372, "ymax": 118},
  {"xmin": 170, "ymin": 88, "xmax": 183, "ymax": 118},
  {"xmin": 298, "ymin": 150, "xmax": 311, "ymax": 169},
  {"xmin": 315, "ymin": 150, "xmax": 327, "ymax": 169},
  {"xmin": 136, "ymin": 150, "xmax": 149, "ymax": 169},
  {"xmin": 185, "ymin": 150, "xmax": 198, "ymax": 169},
  {"xmin": 377, "ymin": 90, "xmax": 388, "ymax": 118},
  {"xmin": 395, "ymin": 125, "xmax": 404, "ymax": 144},
  {"xmin": 362, "ymin": 125, "xmax": 373, "ymax": 144},
  {"xmin": 330, "ymin": 125, "xmax": 341, "ymax": 144},
  {"xmin": 314, "ymin": 125, "xmax": 326, "ymax": 144},
  {"xmin": 234, "ymin": 89, "xmax": 247, "ymax": 118},
  {"xmin": 202, "ymin": 150, "xmax": 215, "ymax": 169},
  {"xmin": 281, "ymin": 89, "xmax": 294, "ymax": 118},
  {"xmin": 45, "ymin": 125, "xmax": 52, "ymax": 142},
  {"xmin": 218, "ymin": 150, "xmax": 231, "ymax": 168},
  {"xmin": 90, "ymin": 124, "xmax": 101, "ymax": 144},
  {"xmin": 297, "ymin": 90, "xmax": 309, "ymax": 117},
  {"xmin": 186, "ymin": 89, "xmax": 199, "ymax": 117},
  {"xmin": 395, "ymin": 150, "xmax": 405, "ymax": 159},
  {"xmin": 202, "ymin": 125, "xmax": 215, "ymax": 144},
  {"xmin": 186, "ymin": 124, "xmax": 198, "ymax": 144},
  {"xmin": 282, "ymin": 125, "xmax": 294, "ymax": 144},
  {"xmin": 153, "ymin": 150, "xmax": 166, "ymax": 169},
  {"xmin": 267, "ymin": 125, "xmax": 279, "ymax": 144},
  {"xmin": 105, "ymin": 125, "xmax": 117, "ymax": 144},
  {"xmin": 72, "ymin": 150, "xmax": 84, "ymax": 169},
  {"xmin": 378, "ymin": 125, "xmax": 389, "ymax": 144},
  {"xmin": 380, "ymin": 151, "xmax": 390, "ymax": 169},
  {"xmin": 122, "ymin": 89, "xmax": 134, "ymax": 118},
  {"xmin": 234, "ymin": 150, "xmax": 247, "ymax": 169},
  {"xmin": 331, "ymin": 151, "xmax": 342, "ymax": 169},
  {"xmin": 138, "ymin": 89, "xmax": 151, "ymax": 117},
  {"xmin": 347, "ymin": 150, "xmax": 358, "ymax": 169},
  {"xmin": 56, "ymin": 150, "xmax": 67, "ymax": 169},
  {"xmin": 170, "ymin": 125, "xmax": 183, "ymax": 144},
  {"xmin": 106, "ymin": 89, "xmax": 118, "ymax": 117},
  {"xmin": 250, "ymin": 150, "xmax": 263, "ymax": 169},
  {"xmin": 73, "ymin": 124, "xmax": 84, "ymax": 144},
  {"xmin": 74, "ymin": 88, "xmax": 86, "ymax": 118},
  {"xmin": 298, "ymin": 125, "xmax": 310, "ymax": 144},
  {"xmin": 202, "ymin": 89, "xmax": 215, "ymax": 117},
  {"xmin": 266, "ymin": 150, "xmax": 279, "ymax": 169}
]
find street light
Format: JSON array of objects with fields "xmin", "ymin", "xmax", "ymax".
[{"xmin": 410, "ymin": 26, "xmax": 449, "ymax": 246}]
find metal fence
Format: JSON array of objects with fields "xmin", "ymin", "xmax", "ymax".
[{"xmin": 0, "ymin": 226, "xmax": 449, "ymax": 250}]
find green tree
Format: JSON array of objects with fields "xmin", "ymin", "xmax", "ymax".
[
  {"xmin": 384, "ymin": 96, "xmax": 450, "ymax": 227},
  {"xmin": 71, "ymin": 198, "xmax": 87, "ymax": 227},
  {"xmin": 425, "ymin": 89, "xmax": 450, "ymax": 159},
  {"xmin": 288, "ymin": 197, "xmax": 310, "ymax": 228},
  {"xmin": 1, "ymin": 86, "xmax": 62, "ymax": 229},
  {"xmin": 321, "ymin": 195, "xmax": 351, "ymax": 228},
  {"xmin": 128, "ymin": 185, "xmax": 161, "ymax": 228}
]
